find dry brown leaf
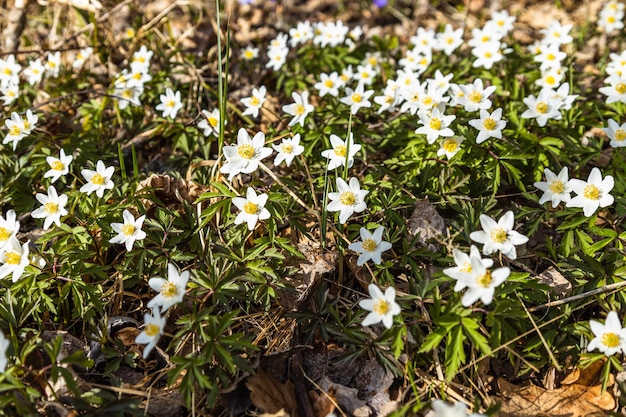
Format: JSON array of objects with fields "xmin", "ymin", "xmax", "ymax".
[
  {"xmin": 495, "ymin": 360, "xmax": 615, "ymax": 417},
  {"xmin": 535, "ymin": 266, "xmax": 572, "ymax": 298},
  {"xmin": 407, "ymin": 198, "xmax": 446, "ymax": 251},
  {"xmin": 309, "ymin": 388, "xmax": 336, "ymax": 417},
  {"xmin": 246, "ymin": 368, "xmax": 298, "ymax": 416},
  {"xmin": 318, "ymin": 376, "xmax": 368, "ymax": 415},
  {"xmin": 136, "ymin": 173, "xmax": 209, "ymax": 211}
]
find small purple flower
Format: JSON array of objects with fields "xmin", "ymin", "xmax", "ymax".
[{"xmin": 373, "ymin": 0, "xmax": 387, "ymax": 7}]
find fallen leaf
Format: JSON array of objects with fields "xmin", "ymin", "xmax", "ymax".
[
  {"xmin": 309, "ymin": 388, "xmax": 336, "ymax": 417},
  {"xmin": 495, "ymin": 360, "xmax": 615, "ymax": 417},
  {"xmin": 535, "ymin": 266, "xmax": 572, "ymax": 298},
  {"xmin": 407, "ymin": 198, "xmax": 446, "ymax": 251},
  {"xmin": 246, "ymin": 367, "xmax": 298, "ymax": 416}
]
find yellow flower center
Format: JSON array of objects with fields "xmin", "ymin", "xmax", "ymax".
[
  {"xmin": 282, "ymin": 143, "xmax": 294, "ymax": 154},
  {"xmin": 442, "ymin": 139, "xmax": 458, "ymax": 153},
  {"xmin": 352, "ymin": 93, "xmax": 362, "ymax": 103},
  {"xmin": 545, "ymin": 75, "xmax": 556, "ymax": 85},
  {"xmin": 339, "ymin": 191, "xmax": 356, "ymax": 206},
  {"xmin": 295, "ymin": 104, "xmax": 305, "ymax": 115},
  {"xmin": 324, "ymin": 79, "xmax": 334, "ymax": 88},
  {"xmin": 583, "ymin": 184, "xmax": 600, "ymax": 200},
  {"xmin": 476, "ymin": 269, "xmax": 492, "ymax": 288},
  {"xmin": 161, "ymin": 281, "xmax": 179, "ymax": 298},
  {"xmin": 468, "ymin": 91, "xmax": 482, "ymax": 103},
  {"xmin": 362, "ymin": 238, "xmax": 377, "ymax": 252},
  {"xmin": 484, "ymin": 51, "xmax": 493, "ymax": 58},
  {"xmin": 208, "ymin": 117, "xmax": 218, "ymax": 127},
  {"xmin": 549, "ymin": 180, "xmax": 565, "ymax": 193},
  {"xmin": 9, "ymin": 126, "xmax": 21, "ymax": 136},
  {"xmin": 243, "ymin": 201, "xmax": 258, "ymax": 215},
  {"xmin": 608, "ymin": 15, "xmax": 616, "ymax": 23},
  {"xmin": 51, "ymin": 160, "xmax": 65, "ymax": 171},
  {"xmin": 333, "ymin": 145, "xmax": 347, "ymax": 157},
  {"xmin": 373, "ymin": 299, "xmax": 390, "ymax": 315},
  {"xmin": 237, "ymin": 144, "xmax": 255, "ymax": 159},
  {"xmin": 144, "ymin": 322, "xmax": 160, "ymax": 337},
  {"xmin": 546, "ymin": 53, "xmax": 556, "ymax": 61},
  {"xmin": 460, "ymin": 261, "xmax": 472, "ymax": 273},
  {"xmin": 361, "ymin": 72, "xmax": 370, "ymax": 79},
  {"xmin": 446, "ymin": 37, "xmax": 454, "ymax": 45},
  {"xmin": 2, "ymin": 68, "xmax": 12, "ymax": 76},
  {"xmin": 615, "ymin": 129, "xmax": 626, "ymax": 141},
  {"xmin": 422, "ymin": 96, "xmax": 433, "ymax": 106},
  {"xmin": 250, "ymin": 96, "xmax": 260, "ymax": 106},
  {"xmin": 490, "ymin": 227, "xmax": 508, "ymax": 244},
  {"xmin": 44, "ymin": 202, "xmax": 58, "ymax": 214},
  {"xmin": 536, "ymin": 102, "xmax": 549, "ymax": 114},
  {"xmin": 602, "ymin": 331, "xmax": 620, "ymax": 348},
  {"xmin": 0, "ymin": 227, "xmax": 10, "ymax": 242},
  {"xmin": 5, "ymin": 251, "xmax": 21, "ymax": 265},
  {"xmin": 483, "ymin": 118, "xmax": 497, "ymax": 130},
  {"xmin": 616, "ymin": 83, "xmax": 626, "ymax": 94},
  {"xmin": 429, "ymin": 118, "xmax": 442, "ymax": 130},
  {"xmin": 481, "ymin": 35, "xmax": 490, "ymax": 42},
  {"xmin": 244, "ymin": 50, "xmax": 254, "ymax": 59},
  {"xmin": 167, "ymin": 100, "xmax": 176, "ymax": 108},
  {"xmin": 122, "ymin": 224, "xmax": 135, "ymax": 236},
  {"xmin": 91, "ymin": 173, "xmax": 105, "ymax": 185}
]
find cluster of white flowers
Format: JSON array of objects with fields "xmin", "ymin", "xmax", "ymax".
[
  {"xmin": 468, "ymin": 10, "xmax": 515, "ymax": 69},
  {"xmin": 443, "ymin": 210, "xmax": 529, "ymax": 307},
  {"xmin": 522, "ymin": 20, "xmax": 578, "ymax": 126},
  {"xmin": 135, "ymin": 263, "xmax": 190, "ymax": 358},
  {"xmin": 534, "ymin": 167, "xmax": 614, "ymax": 217},
  {"xmin": 113, "ymin": 46, "xmax": 153, "ymax": 110},
  {"xmin": 600, "ymin": 49, "xmax": 626, "ymax": 105}
]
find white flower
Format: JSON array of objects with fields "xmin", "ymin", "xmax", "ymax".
[
  {"xmin": 340, "ymin": 84, "xmax": 374, "ymax": 115},
  {"xmin": 266, "ymin": 45, "xmax": 289, "ymax": 71},
  {"xmin": 22, "ymin": 110, "xmax": 38, "ymax": 136},
  {"xmin": 469, "ymin": 211, "xmax": 529, "ymax": 260},
  {"xmin": 471, "ymin": 41, "xmax": 504, "ymax": 69},
  {"xmin": 0, "ymin": 329, "xmax": 8, "ymax": 373},
  {"xmin": 534, "ymin": 167, "xmax": 572, "ymax": 208},
  {"xmin": 348, "ymin": 226, "xmax": 392, "ymax": 266},
  {"xmin": 327, "ymin": 177, "xmax": 369, "ymax": 224},
  {"xmin": 45, "ymin": 52, "xmax": 61, "ymax": 77},
  {"xmin": 31, "ymin": 186, "xmax": 68, "ymax": 230},
  {"xmin": 4, "ymin": 112, "xmax": 27, "ymax": 150},
  {"xmin": 241, "ymin": 46, "xmax": 259, "ymax": 60},
  {"xmin": 282, "ymin": 91, "xmax": 314, "ymax": 127},
  {"xmin": 0, "ymin": 54, "xmax": 21, "ymax": 87},
  {"xmin": 587, "ymin": 311, "xmax": 626, "ymax": 357},
  {"xmin": 156, "ymin": 88, "xmax": 183, "ymax": 119},
  {"xmin": 80, "ymin": 160, "xmax": 115, "ymax": 198},
  {"xmin": 603, "ymin": 118, "xmax": 626, "ymax": 148},
  {"xmin": 147, "ymin": 263, "xmax": 190, "ymax": 312},
  {"xmin": 23, "ymin": 59, "xmax": 45, "ymax": 86},
  {"xmin": 566, "ymin": 167, "xmax": 614, "ymax": 217},
  {"xmin": 44, "ymin": 149, "xmax": 73, "ymax": 183},
  {"xmin": 540, "ymin": 21, "xmax": 573, "ymax": 47},
  {"xmin": 198, "ymin": 108, "xmax": 222, "ymax": 137},
  {"xmin": 599, "ymin": 76, "xmax": 626, "ymax": 104},
  {"xmin": 110, "ymin": 209, "xmax": 147, "ymax": 251},
  {"xmin": 1, "ymin": 82, "xmax": 19, "ymax": 106},
  {"xmin": 0, "ymin": 210, "xmax": 19, "ymax": 251},
  {"xmin": 0, "ymin": 237, "xmax": 30, "ymax": 283},
  {"xmin": 135, "ymin": 309, "xmax": 166, "ymax": 359},
  {"xmin": 434, "ymin": 24, "xmax": 464, "ymax": 56},
  {"xmin": 521, "ymin": 89, "xmax": 563, "ymax": 127},
  {"xmin": 72, "ymin": 47, "xmax": 93, "ymax": 69},
  {"xmin": 468, "ymin": 108, "xmax": 506, "ymax": 144},
  {"xmin": 431, "ymin": 400, "xmax": 487, "ymax": 417},
  {"xmin": 415, "ymin": 107, "xmax": 456, "ymax": 144},
  {"xmin": 358, "ymin": 284, "xmax": 401, "ymax": 329},
  {"xmin": 460, "ymin": 79, "xmax": 497, "ymax": 112},
  {"xmin": 320, "ymin": 133, "xmax": 361, "ymax": 171},
  {"xmin": 221, "ymin": 128, "xmax": 272, "ymax": 181},
  {"xmin": 241, "ymin": 86, "xmax": 266, "ymax": 118},
  {"xmin": 314, "ymin": 72, "xmax": 341, "ymax": 98},
  {"xmin": 437, "ymin": 136, "xmax": 464, "ymax": 159},
  {"xmin": 131, "ymin": 46, "xmax": 153, "ymax": 73},
  {"xmin": 232, "ymin": 187, "xmax": 271, "ymax": 231},
  {"xmin": 272, "ymin": 134, "xmax": 304, "ymax": 167}
]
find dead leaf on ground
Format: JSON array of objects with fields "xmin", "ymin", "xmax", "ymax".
[
  {"xmin": 136, "ymin": 173, "xmax": 209, "ymax": 211},
  {"xmin": 309, "ymin": 388, "xmax": 336, "ymax": 417},
  {"xmin": 246, "ymin": 367, "xmax": 298, "ymax": 416},
  {"xmin": 495, "ymin": 360, "xmax": 616, "ymax": 417},
  {"xmin": 407, "ymin": 198, "xmax": 446, "ymax": 251},
  {"xmin": 534, "ymin": 266, "xmax": 572, "ymax": 298}
]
